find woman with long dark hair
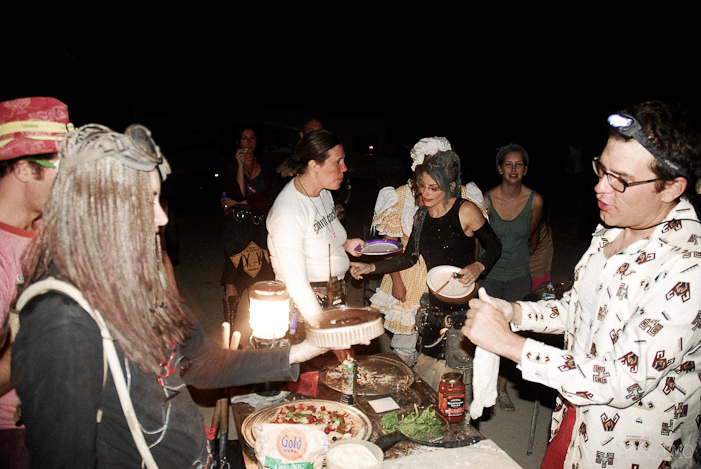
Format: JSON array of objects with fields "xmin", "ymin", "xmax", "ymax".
[{"xmin": 220, "ymin": 127, "xmax": 274, "ymax": 327}]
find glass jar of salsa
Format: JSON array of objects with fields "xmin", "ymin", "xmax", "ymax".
[{"xmin": 438, "ymin": 372, "xmax": 465, "ymax": 423}]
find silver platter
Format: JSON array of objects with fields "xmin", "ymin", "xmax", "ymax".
[
  {"xmin": 320, "ymin": 355, "xmax": 415, "ymax": 395},
  {"xmin": 240, "ymin": 399, "xmax": 373, "ymax": 448}
]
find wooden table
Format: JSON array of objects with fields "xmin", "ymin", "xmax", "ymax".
[{"xmin": 231, "ymin": 352, "xmax": 484, "ymax": 468}]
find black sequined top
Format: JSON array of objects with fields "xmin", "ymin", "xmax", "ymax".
[
  {"xmin": 373, "ymin": 198, "xmax": 500, "ymax": 277},
  {"xmin": 419, "ymin": 198, "xmax": 476, "ymax": 272}
]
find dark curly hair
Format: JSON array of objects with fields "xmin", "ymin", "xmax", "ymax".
[{"xmin": 611, "ymin": 100, "xmax": 701, "ymax": 200}]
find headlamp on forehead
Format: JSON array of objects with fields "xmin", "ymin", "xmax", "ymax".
[{"xmin": 607, "ymin": 113, "xmax": 690, "ymax": 180}]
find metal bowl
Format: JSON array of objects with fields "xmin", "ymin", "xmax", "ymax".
[{"xmin": 426, "ymin": 265, "xmax": 478, "ymax": 305}]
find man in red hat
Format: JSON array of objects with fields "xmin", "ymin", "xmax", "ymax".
[{"xmin": 0, "ymin": 97, "xmax": 72, "ymax": 468}]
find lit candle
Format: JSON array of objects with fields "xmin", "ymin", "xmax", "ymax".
[
  {"xmin": 230, "ymin": 330, "xmax": 241, "ymax": 350},
  {"xmin": 221, "ymin": 322, "xmax": 230, "ymax": 349}
]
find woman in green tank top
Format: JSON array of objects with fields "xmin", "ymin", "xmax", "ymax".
[{"xmin": 482, "ymin": 143, "xmax": 543, "ymax": 411}]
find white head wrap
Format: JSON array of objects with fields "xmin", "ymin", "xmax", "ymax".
[{"xmin": 410, "ymin": 136, "xmax": 452, "ymax": 171}]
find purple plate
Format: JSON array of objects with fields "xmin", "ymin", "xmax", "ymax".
[{"xmin": 357, "ymin": 239, "xmax": 404, "ymax": 255}]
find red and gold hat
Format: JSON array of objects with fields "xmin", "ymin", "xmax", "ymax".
[{"xmin": 0, "ymin": 97, "xmax": 73, "ymax": 161}]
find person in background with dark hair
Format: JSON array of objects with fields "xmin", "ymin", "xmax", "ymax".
[
  {"xmin": 299, "ymin": 118, "xmax": 323, "ymax": 139},
  {"xmin": 299, "ymin": 118, "xmax": 351, "ymax": 222},
  {"xmin": 267, "ymin": 130, "xmax": 364, "ymax": 358},
  {"xmin": 11, "ymin": 124, "xmax": 328, "ymax": 468},
  {"xmin": 219, "ymin": 126, "xmax": 274, "ymax": 329},
  {"xmin": 0, "ymin": 97, "xmax": 72, "ymax": 469},
  {"xmin": 463, "ymin": 100, "xmax": 701, "ymax": 468}
]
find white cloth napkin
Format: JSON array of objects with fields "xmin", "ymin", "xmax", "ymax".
[
  {"xmin": 469, "ymin": 287, "xmax": 504, "ymax": 420},
  {"xmin": 470, "ymin": 346, "xmax": 499, "ymax": 420}
]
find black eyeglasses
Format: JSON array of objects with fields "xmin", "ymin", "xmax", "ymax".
[{"xmin": 592, "ymin": 158, "xmax": 663, "ymax": 193}]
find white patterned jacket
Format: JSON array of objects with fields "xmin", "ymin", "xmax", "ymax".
[{"xmin": 515, "ymin": 198, "xmax": 701, "ymax": 468}]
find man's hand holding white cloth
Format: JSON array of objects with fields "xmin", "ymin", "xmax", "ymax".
[{"xmin": 462, "ymin": 288, "xmax": 526, "ymax": 419}]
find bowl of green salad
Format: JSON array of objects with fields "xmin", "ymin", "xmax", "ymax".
[{"xmin": 378, "ymin": 404, "xmax": 449, "ymax": 442}]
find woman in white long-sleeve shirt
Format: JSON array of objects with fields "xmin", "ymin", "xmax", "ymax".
[{"xmin": 267, "ymin": 130, "xmax": 364, "ymax": 334}]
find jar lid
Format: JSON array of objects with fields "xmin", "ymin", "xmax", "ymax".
[{"xmin": 441, "ymin": 372, "xmax": 463, "ymax": 383}]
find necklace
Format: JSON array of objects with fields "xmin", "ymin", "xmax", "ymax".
[
  {"xmin": 629, "ymin": 218, "xmax": 700, "ymax": 230},
  {"xmin": 240, "ymin": 156, "xmax": 258, "ymax": 194},
  {"xmin": 296, "ymin": 176, "xmax": 338, "ymax": 240}
]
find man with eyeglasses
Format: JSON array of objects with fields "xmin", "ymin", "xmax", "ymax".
[
  {"xmin": 0, "ymin": 97, "xmax": 72, "ymax": 468},
  {"xmin": 463, "ymin": 100, "xmax": 701, "ymax": 468}
]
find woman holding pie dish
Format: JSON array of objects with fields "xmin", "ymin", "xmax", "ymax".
[
  {"xmin": 267, "ymin": 130, "xmax": 365, "ymax": 353},
  {"xmin": 350, "ymin": 150, "xmax": 502, "ymax": 390},
  {"xmin": 11, "ymin": 124, "xmax": 329, "ymax": 468}
]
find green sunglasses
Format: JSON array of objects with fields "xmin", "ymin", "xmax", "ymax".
[{"xmin": 26, "ymin": 158, "xmax": 59, "ymax": 169}]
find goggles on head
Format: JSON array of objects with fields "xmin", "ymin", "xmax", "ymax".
[
  {"xmin": 59, "ymin": 124, "xmax": 171, "ymax": 180},
  {"xmin": 608, "ymin": 113, "xmax": 690, "ymax": 180}
]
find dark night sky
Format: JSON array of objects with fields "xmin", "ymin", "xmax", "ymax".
[
  {"xmin": 5, "ymin": 40, "xmax": 699, "ymax": 187},
  {"xmin": 8, "ymin": 42, "xmax": 695, "ymax": 130},
  {"xmin": 2, "ymin": 15, "xmax": 696, "ymax": 254}
]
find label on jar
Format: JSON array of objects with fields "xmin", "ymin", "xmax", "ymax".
[{"xmin": 438, "ymin": 392, "xmax": 465, "ymax": 417}]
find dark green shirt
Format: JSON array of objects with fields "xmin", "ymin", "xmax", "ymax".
[{"xmin": 484, "ymin": 191, "xmax": 534, "ymax": 281}]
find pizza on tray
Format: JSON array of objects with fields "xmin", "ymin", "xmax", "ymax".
[{"xmin": 266, "ymin": 402, "xmax": 360, "ymax": 442}]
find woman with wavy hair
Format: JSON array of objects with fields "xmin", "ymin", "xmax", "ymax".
[
  {"xmin": 369, "ymin": 137, "xmax": 488, "ymax": 366},
  {"xmin": 351, "ymin": 150, "xmax": 502, "ymax": 390},
  {"xmin": 11, "ymin": 124, "xmax": 325, "ymax": 468}
]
